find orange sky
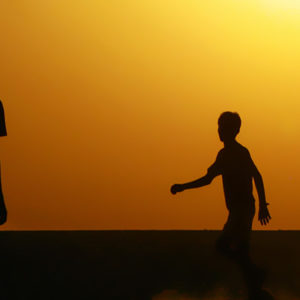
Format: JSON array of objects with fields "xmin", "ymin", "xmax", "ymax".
[{"xmin": 0, "ymin": 1, "xmax": 299, "ymax": 230}]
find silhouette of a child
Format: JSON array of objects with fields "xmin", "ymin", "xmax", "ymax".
[{"xmin": 171, "ymin": 112, "xmax": 271, "ymax": 295}]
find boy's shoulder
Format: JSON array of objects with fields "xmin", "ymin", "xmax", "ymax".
[
  {"xmin": 237, "ymin": 143, "xmax": 251, "ymax": 155},
  {"xmin": 233, "ymin": 143, "xmax": 254, "ymax": 163},
  {"xmin": 217, "ymin": 147, "xmax": 225, "ymax": 156},
  {"xmin": 235, "ymin": 142, "xmax": 247, "ymax": 149},
  {"xmin": 220, "ymin": 143, "xmax": 251, "ymax": 157}
]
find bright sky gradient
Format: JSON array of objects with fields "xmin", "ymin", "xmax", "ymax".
[{"xmin": 0, "ymin": 0, "xmax": 299, "ymax": 230}]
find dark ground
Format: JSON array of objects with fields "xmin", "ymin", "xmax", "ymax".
[{"xmin": 0, "ymin": 231, "xmax": 298, "ymax": 300}]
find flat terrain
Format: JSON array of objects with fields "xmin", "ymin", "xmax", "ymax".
[{"xmin": 0, "ymin": 231, "xmax": 298, "ymax": 300}]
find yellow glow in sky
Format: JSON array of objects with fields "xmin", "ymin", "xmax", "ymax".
[{"xmin": 263, "ymin": 0, "xmax": 300, "ymax": 10}]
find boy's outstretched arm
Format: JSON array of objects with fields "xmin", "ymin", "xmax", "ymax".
[
  {"xmin": 252, "ymin": 164, "xmax": 271, "ymax": 226},
  {"xmin": 170, "ymin": 173, "xmax": 215, "ymax": 195},
  {"xmin": 171, "ymin": 152, "xmax": 222, "ymax": 195}
]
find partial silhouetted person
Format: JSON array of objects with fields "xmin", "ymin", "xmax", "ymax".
[
  {"xmin": 171, "ymin": 111, "xmax": 272, "ymax": 299},
  {"xmin": 0, "ymin": 100, "xmax": 7, "ymax": 225}
]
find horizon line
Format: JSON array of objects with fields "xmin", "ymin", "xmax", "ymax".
[{"xmin": 0, "ymin": 229, "xmax": 299, "ymax": 232}]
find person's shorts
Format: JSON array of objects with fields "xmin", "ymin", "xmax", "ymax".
[
  {"xmin": 216, "ymin": 203, "xmax": 255, "ymax": 255},
  {"xmin": 223, "ymin": 203, "xmax": 255, "ymax": 243}
]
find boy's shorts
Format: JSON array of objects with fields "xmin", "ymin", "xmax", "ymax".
[{"xmin": 217, "ymin": 203, "xmax": 255, "ymax": 254}]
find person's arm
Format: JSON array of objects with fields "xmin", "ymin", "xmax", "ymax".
[
  {"xmin": 170, "ymin": 173, "xmax": 214, "ymax": 194},
  {"xmin": 251, "ymin": 160, "xmax": 271, "ymax": 225},
  {"xmin": 171, "ymin": 151, "xmax": 222, "ymax": 195}
]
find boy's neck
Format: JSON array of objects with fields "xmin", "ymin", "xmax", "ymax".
[{"xmin": 223, "ymin": 139, "xmax": 238, "ymax": 148}]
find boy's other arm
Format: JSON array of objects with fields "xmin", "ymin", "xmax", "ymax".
[
  {"xmin": 252, "ymin": 163, "xmax": 271, "ymax": 225},
  {"xmin": 170, "ymin": 173, "xmax": 215, "ymax": 194}
]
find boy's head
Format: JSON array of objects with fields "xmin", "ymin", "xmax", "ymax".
[{"xmin": 218, "ymin": 111, "xmax": 241, "ymax": 142}]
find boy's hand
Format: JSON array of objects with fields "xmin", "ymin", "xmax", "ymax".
[
  {"xmin": 170, "ymin": 184, "xmax": 185, "ymax": 195},
  {"xmin": 258, "ymin": 203, "xmax": 271, "ymax": 226}
]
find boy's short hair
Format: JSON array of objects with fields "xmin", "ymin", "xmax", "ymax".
[{"xmin": 218, "ymin": 112, "xmax": 241, "ymax": 138}]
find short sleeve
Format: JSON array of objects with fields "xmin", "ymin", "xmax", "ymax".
[
  {"xmin": 0, "ymin": 101, "xmax": 7, "ymax": 137},
  {"xmin": 207, "ymin": 150, "xmax": 223, "ymax": 178},
  {"xmin": 244, "ymin": 148, "xmax": 257, "ymax": 175}
]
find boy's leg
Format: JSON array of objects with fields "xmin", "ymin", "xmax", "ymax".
[
  {"xmin": 237, "ymin": 251, "xmax": 266, "ymax": 296},
  {"xmin": 215, "ymin": 233, "xmax": 236, "ymax": 259},
  {"xmin": 216, "ymin": 234, "xmax": 265, "ymax": 293},
  {"xmin": 230, "ymin": 213, "xmax": 266, "ymax": 294},
  {"xmin": 215, "ymin": 209, "xmax": 250, "ymax": 259},
  {"xmin": 216, "ymin": 206, "xmax": 266, "ymax": 292}
]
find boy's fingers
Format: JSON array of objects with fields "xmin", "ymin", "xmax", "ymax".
[{"xmin": 259, "ymin": 215, "xmax": 269, "ymax": 226}]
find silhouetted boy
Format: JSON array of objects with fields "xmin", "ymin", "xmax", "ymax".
[
  {"xmin": 0, "ymin": 100, "xmax": 7, "ymax": 225},
  {"xmin": 170, "ymin": 112, "xmax": 271, "ymax": 297}
]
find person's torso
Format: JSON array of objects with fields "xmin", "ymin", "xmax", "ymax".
[{"xmin": 219, "ymin": 144, "xmax": 254, "ymax": 210}]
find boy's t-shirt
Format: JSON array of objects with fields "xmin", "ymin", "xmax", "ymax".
[
  {"xmin": 0, "ymin": 101, "xmax": 7, "ymax": 137},
  {"xmin": 207, "ymin": 142, "xmax": 256, "ymax": 211}
]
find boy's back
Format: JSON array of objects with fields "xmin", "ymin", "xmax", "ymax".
[{"xmin": 208, "ymin": 141, "xmax": 256, "ymax": 211}]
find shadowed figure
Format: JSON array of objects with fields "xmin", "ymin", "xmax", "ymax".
[
  {"xmin": 0, "ymin": 100, "xmax": 7, "ymax": 225},
  {"xmin": 171, "ymin": 112, "xmax": 272, "ymax": 299}
]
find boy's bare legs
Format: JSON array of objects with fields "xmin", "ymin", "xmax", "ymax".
[
  {"xmin": 216, "ymin": 235, "xmax": 266, "ymax": 297},
  {"xmin": 215, "ymin": 205, "xmax": 266, "ymax": 296}
]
